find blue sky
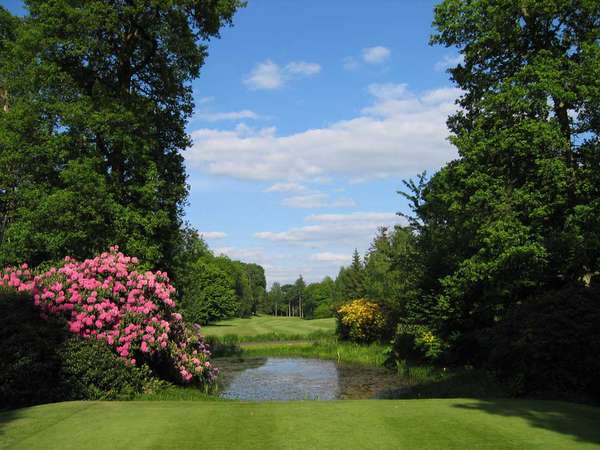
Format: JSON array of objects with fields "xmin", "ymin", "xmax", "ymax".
[{"xmin": 4, "ymin": 0, "xmax": 462, "ymax": 285}]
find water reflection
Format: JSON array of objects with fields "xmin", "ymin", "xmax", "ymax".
[{"xmin": 215, "ymin": 357, "xmax": 403, "ymax": 401}]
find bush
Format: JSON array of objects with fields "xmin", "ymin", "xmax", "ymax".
[
  {"xmin": 313, "ymin": 303, "xmax": 333, "ymax": 319},
  {"xmin": 389, "ymin": 323, "xmax": 448, "ymax": 364},
  {"xmin": 0, "ymin": 290, "xmax": 159, "ymax": 408},
  {"xmin": 0, "ymin": 289, "xmax": 70, "ymax": 408},
  {"xmin": 60, "ymin": 338, "xmax": 161, "ymax": 400},
  {"xmin": 0, "ymin": 247, "xmax": 218, "ymax": 385},
  {"xmin": 336, "ymin": 299, "xmax": 385, "ymax": 343},
  {"xmin": 485, "ymin": 283, "xmax": 600, "ymax": 399}
]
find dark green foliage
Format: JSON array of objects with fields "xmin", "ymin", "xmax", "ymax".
[
  {"xmin": 0, "ymin": 0, "xmax": 244, "ymax": 270},
  {"xmin": 304, "ymin": 277, "xmax": 336, "ymax": 319},
  {"xmin": 336, "ymin": 250, "xmax": 366, "ymax": 301},
  {"xmin": 179, "ymin": 259, "xmax": 238, "ymax": 324},
  {"xmin": 485, "ymin": 283, "xmax": 600, "ymax": 399},
  {"xmin": 0, "ymin": 290, "xmax": 155, "ymax": 409},
  {"xmin": 313, "ymin": 303, "xmax": 334, "ymax": 319},
  {"xmin": 0, "ymin": 290, "xmax": 70, "ymax": 408},
  {"xmin": 363, "ymin": 227, "xmax": 419, "ymax": 335},
  {"xmin": 60, "ymin": 338, "xmax": 158, "ymax": 401}
]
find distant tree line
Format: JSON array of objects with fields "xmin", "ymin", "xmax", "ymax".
[{"xmin": 264, "ymin": 225, "xmax": 415, "ymax": 325}]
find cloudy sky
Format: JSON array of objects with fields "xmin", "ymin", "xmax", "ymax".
[{"xmin": 5, "ymin": 0, "xmax": 461, "ymax": 285}]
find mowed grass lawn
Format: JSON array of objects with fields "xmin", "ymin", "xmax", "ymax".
[
  {"xmin": 202, "ymin": 315, "xmax": 335, "ymax": 339},
  {"xmin": 2, "ymin": 399, "xmax": 600, "ymax": 449}
]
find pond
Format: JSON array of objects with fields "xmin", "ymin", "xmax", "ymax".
[{"xmin": 214, "ymin": 357, "xmax": 405, "ymax": 401}]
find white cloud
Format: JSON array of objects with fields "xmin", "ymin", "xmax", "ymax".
[
  {"xmin": 367, "ymin": 82, "xmax": 408, "ymax": 99},
  {"xmin": 244, "ymin": 60, "xmax": 283, "ymax": 90},
  {"xmin": 215, "ymin": 246, "xmax": 265, "ymax": 261},
  {"xmin": 194, "ymin": 110, "xmax": 260, "ymax": 122},
  {"xmin": 199, "ymin": 231, "xmax": 227, "ymax": 239},
  {"xmin": 310, "ymin": 252, "xmax": 351, "ymax": 263},
  {"xmin": 285, "ymin": 61, "xmax": 321, "ymax": 76},
  {"xmin": 264, "ymin": 182, "xmax": 308, "ymax": 193},
  {"xmin": 281, "ymin": 193, "xmax": 356, "ymax": 209},
  {"xmin": 362, "ymin": 46, "xmax": 391, "ymax": 64},
  {"xmin": 188, "ymin": 83, "xmax": 460, "ymax": 182},
  {"xmin": 306, "ymin": 212, "xmax": 399, "ymax": 223},
  {"xmin": 255, "ymin": 211, "xmax": 404, "ymax": 245},
  {"xmin": 243, "ymin": 59, "xmax": 321, "ymax": 90},
  {"xmin": 434, "ymin": 54, "xmax": 464, "ymax": 71}
]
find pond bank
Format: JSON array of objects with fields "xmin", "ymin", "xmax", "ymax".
[{"xmin": 205, "ymin": 336, "xmax": 508, "ymax": 401}]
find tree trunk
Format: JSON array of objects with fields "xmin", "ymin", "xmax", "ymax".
[{"xmin": 0, "ymin": 87, "xmax": 8, "ymax": 112}]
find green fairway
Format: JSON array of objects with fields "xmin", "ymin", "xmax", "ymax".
[
  {"xmin": 2, "ymin": 399, "xmax": 600, "ymax": 449},
  {"xmin": 201, "ymin": 315, "xmax": 335, "ymax": 339}
]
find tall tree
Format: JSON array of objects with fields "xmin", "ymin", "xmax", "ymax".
[
  {"xmin": 346, "ymin": 249, "xmax": 366, "ymax": 299},
  {"xmin": 363, "ymin": 226, "xmax": 417, "ymax": 326},
  {"xmin": 405, "ymin": 0, "xmax": 600, "ymax": 341},
  {"xmin": 0, "ymin": 0, "xmax": 243, "ymax": 269},
  {"xmin": 293, "ymin": 275, "xmax": 306, "ymax": 318},
  {"xmin": 267, "ymin": 282, "xmax": 284, "ymax": 316}
]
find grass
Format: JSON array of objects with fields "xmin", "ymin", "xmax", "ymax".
[
  {"xmin": 134, "ymin": 386, "xmax": 223, "ymax": 401},
  {"xmin": 240, "ymin": 337, "xmax": 388, "ymax": 367},
  {"xmin": 202, "ymin": 315, "xmax": 335, "ymax": 340},
  {"xmin": 2, "ymin": 399, "xmax": 600, "ymax": 449}
]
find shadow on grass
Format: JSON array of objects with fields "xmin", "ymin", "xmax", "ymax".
[
  {"xmin": 0, "ymin": 408, "xmax": 18, "ymax": 438},
  {"xmin": 453, "ymin": 399, "xmax": 600, "ymax": 446},
  {"xmin": 379, "ymin": 366, "xmax": 509, "ymax": 400}
]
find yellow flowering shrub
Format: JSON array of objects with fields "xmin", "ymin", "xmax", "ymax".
[{"xmin": 336, "ymin": 299, "xmax": 385, "ymax": 343}]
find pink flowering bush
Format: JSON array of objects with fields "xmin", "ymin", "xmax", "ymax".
[{"xmin": 0, "ymin": 247, "xmax": 217, "ymax": 385}]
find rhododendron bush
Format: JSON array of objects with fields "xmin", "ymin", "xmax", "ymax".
[{"xmin": 0, "ymin": 247, "xmax": 217, "ymax": 385}]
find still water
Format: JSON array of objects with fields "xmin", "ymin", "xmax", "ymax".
[{"xmin": 215, "ymin": 357, "xmax": 403, "ymax": 401}]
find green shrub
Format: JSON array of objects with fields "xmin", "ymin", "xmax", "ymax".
[
  {"xmin": 485, "ymin": 283, "xmax": 600, "ymax": 399},
  {"xmin": 389, "ymin": 323, "xmax": 448, "ymax": 364},
  {"xmin": 60, "ymin": 338, "xmax": 161, "ymax": 400},
  {"xmin": 313, "ymin": 303, "xmax": 333, "ymax": 319},
  {"xmin": 0, "ymin": 289, "xmax": 161, "ymax": 409},
  {"xmin": 0, "ymin": 289, "xmax": 70, "ymax": 408}
]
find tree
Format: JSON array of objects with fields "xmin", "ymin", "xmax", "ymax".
[
  {"xmin": 293, "ymin": 275, "xmax": 306, "ymax": 318},
  {"xmin": 304, "ymin": 276, "xmax": 336, "ymax": 319},
  {"xmin": 363, "ymin": 226, "xmax": 418, "ymax": 329},
  {"xmin": 267, "ymin": 282, "xmax": 284, "ymax": 316},
  {"xmin": 0, "ymin": 0, "xmax": 243, "ymax": 270},
  {"xmin": 340, "ymin": 249, "xmax": 365, "ymax": 300},
  {"xmin": 179, "ymin": 259, "xmax": 238, "ymax": 324},
  {"xmin": 403, "ymin": 0, "xmax": 600, "ymax": 344}
]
